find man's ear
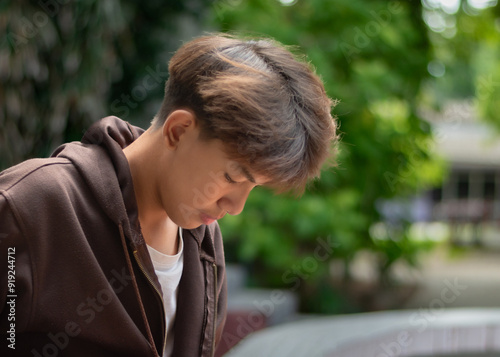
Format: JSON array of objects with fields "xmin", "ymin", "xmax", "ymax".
[{"xmin": 162, "ymin": 110, "xmax": 197, "ymax": 150}]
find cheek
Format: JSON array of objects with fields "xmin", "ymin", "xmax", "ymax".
[
  {"xmin": 200, "ymin": 180, "xmax": 226, "ymax": 203},
  {"xmin": 169, "ymin": 177, "xmax": 217, "ymax": 212},
  {"xmin": 167, "ymin": 160, "xmax": 229, "ymax": 210},
  {"xmin": 187, "ymin": 171, "xmax": 227, "ymax": 206},
  {"xmin": 164, "ymin": 187, "xmax": 199, "ymax": 228}
]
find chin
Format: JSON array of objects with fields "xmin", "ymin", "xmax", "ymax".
[
  {"xmin": 178, "ymin": 220, "xmax": 204, "ymax": 230},
  {"xmin": 167, "ymin": 210, "xmax": 199, "ymax": 230}
]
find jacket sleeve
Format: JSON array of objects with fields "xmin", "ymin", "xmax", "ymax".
[{"xmin": 0, "ymin": 191, "xmax": 34, "ymax": 334}]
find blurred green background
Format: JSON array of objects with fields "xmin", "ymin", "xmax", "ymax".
[{"xmin": 1, "ymin": 0, "xmax": 499, "ymax": 314}]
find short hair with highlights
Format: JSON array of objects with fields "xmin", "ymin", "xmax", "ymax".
[{"xmin": 153, "ymin": 34, "xmax": 338, "ymax": 194}]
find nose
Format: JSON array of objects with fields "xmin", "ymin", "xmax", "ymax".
[{"xmin": 218, "ymin": 186, "xmax": 253, "ymax": 216}]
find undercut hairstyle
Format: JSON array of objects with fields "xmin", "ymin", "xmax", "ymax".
[{"xmin": 152, "ymin": 34, "xmax": 338, "ymax": 194}]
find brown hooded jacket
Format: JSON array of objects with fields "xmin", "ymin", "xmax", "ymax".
[{"xmin": 0, "ymin": 117, "xmax": 227, "ymax": 356}]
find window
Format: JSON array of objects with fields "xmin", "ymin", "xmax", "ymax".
[
  {"xmin": 484, "ymin": 172, "xmax": 496, "ymax": 200},
  {"xmin": 457, "ymin": 172, "xmax": 469, "ymax": 199}
]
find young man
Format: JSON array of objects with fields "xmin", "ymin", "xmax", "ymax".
[{"xmin": 0, "ymin": 34, "xmax": 337, "ymax": 356}]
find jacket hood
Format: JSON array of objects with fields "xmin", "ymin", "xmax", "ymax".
[{"xmin": 51, "ymin": 116, "xmax": 144, "ymax": 237}]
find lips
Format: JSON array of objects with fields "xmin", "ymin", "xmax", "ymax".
[
  {"xmin": 200, "ymin": 213, "xmax": 217, "ymax": 225},
  {"xmin": 200, "ymin": 212, "xmax": 225, "ymax": 225}
]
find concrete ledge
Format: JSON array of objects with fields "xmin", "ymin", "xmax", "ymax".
[
  {"xmin": 227, "ymin": 288, "xmax": 299, "ymax": 326},
  {"xmin": 224, "ymin": 308, "xmax": 500, "ymax": 357}
]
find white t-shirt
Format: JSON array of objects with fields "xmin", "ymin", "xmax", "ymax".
[{"xmin": 146, "ymin": 228, "xmax": 184, "ymax": 357}]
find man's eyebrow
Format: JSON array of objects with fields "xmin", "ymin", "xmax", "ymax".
[{"xmin": 239, "ymin": 165, "xmax": 256, "ymax": 184}]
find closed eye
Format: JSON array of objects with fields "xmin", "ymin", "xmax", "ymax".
[{"xmin": 224, "ymin": 173, "xmax": 237, "ymax": 184}]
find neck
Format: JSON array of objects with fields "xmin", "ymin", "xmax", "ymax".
[{"xmin": 123, "ymin": 128, "xmax": 179, "ymax": 254}]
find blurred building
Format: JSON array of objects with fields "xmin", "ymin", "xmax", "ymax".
[{"xmin": 421, "ymin": 100, "xmax": 500, "ymax": 245}]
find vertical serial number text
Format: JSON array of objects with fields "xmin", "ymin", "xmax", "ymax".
[{"xmin": 7, "ymin": 247, "xmax": 16, "ymax": 350}]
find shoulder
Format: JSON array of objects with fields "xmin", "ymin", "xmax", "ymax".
[
  {"xmin": 0, "ymin": 157, "xmax": 89, "ymax": 225},
  {"xmin": 0, "ymin": 157, "xmax": 73, "ymax": 193},
  {"xmin": 0, "ymin": 158, "xmax": 81, "ymax": 249}
]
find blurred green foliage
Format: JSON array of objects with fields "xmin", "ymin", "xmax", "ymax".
[
  {"xmin": 422, "ymin": 2, "xmax": 500, "ymax": 126},
  {"xmin": 0, "ymin": 0, "xmax": 211, "ymax": 169},
  {"xmin": 212, "ymin": 0, "xmax": 445, "ymax": 312}
]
